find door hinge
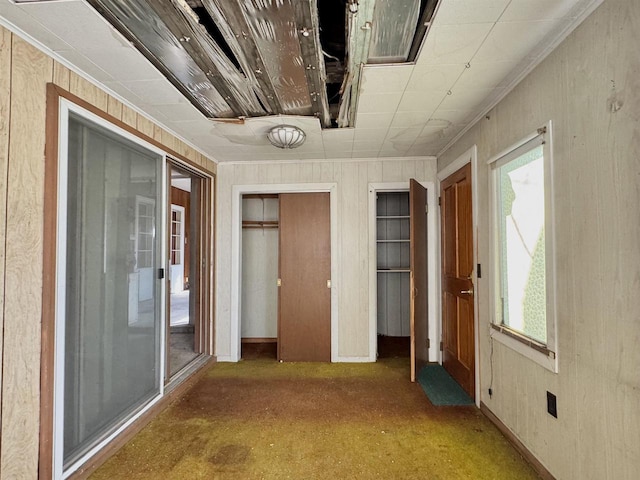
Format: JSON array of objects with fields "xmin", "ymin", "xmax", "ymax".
[
  {"xmin": 425, "ymin": 203, "xmax": 428, "ymax": 214},
  {"xmin": 158, "ymin": 268, "xmax": 165, "ymax": 280},
  {"xmin": 438, "ymin": 196, "xmax": 441, "ymax": 206},
  {"xmin": 439, "ymin": 341, "xmax": 443, "ymax": 351},
  {"xmin": 427, "ymin": 338, "xmax": 430, "ymax": 349},
  {"xmin": 477, "ymin": 263, "xmax": 482, "ymax": 278}
]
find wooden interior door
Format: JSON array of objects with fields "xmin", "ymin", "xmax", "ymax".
[
  {"xmin": 278, "ymin": 192, "xmax": 331, "ymax": 362},
  {"xmin": 410, "ymin": 179, "xmax": 429, "ymax": 382},
  {"xmin": 441, "ymin": 164, "xmax": 475, "ymax": 398}
]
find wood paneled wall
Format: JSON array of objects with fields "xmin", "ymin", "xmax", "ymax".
[
  {"xmin": 216, "ymin": 158, "xmax": 437, "ymax": 360},
  {"xmin": 438, "ymin": 0, "xmax": 640, "ymax": 478},
  {"xmin": 0, "ymin": 25, "xmax": 216, "ymax": 479}
]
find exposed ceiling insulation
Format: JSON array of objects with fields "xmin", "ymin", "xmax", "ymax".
[{"xmin": 85, "ymin": 0, "xmax": 437, "ymax": 129}]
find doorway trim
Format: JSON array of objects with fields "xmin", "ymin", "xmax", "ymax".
[
  {"xmin": 437, "ymin": 145, "xmax": 480, "ymax": 405},
  {"xmin": 228, "ymin": 183, "xmax": 338, "ymax": 362},
  {"xmin": 368, "ymin": 181, "xmax": 438, "ymax": 363}
]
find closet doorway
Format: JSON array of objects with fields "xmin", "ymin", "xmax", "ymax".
[
  {"xmin": 240, "ymin": 191, "xmax": 332, "ymax": 362},
  {"xmin": 241, "ymin": 194, "xmax": 279, "ymax": 359},
  {"xmin": 372, "ymin": 180, "xmax": 430, "ymax": 381}
]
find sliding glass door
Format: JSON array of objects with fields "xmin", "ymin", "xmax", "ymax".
[{"xmin": 57, "ymin": 108, "xmax": 165, "ymax": 472}]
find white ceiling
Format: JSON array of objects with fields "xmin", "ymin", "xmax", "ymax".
[{"xmin": 0, "ymin": 0, "xmax": 602, "ymax": 163}]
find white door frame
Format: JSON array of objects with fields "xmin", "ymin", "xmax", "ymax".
[
  {"xmin": 169, "ymin": 204, "xmax": 186, "ymax": 294},
  {"xmin": 368, "ymin": 181, "xmax": 438, "ymax": 363},
  {"xmin": 437, "ymin": 145, "xmax": 480, "ymax": 406},
  {"xmin": 228, "ymin": 183, "xmax": 338, "ymax": 362}
]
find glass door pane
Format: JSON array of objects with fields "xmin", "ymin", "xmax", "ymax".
[{"xmin": 63, "ymin": 112, "xmax": 163, "ymax": 467}]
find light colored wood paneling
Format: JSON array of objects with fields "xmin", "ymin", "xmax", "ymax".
[
  {"xmin": 136, "ymin": 115, "xmax": 154, "ymax": 139},
  {"xmin": 69, "ymin": 71, "xmax": 108, "ymax": 111},
  {"xmin": 439, "ymin": 0, "xmax": 640, "ymax": 478},
  {"xmin": 53, "ymin": 61, "xmax": 70, "ymax": 90},
  {"xmin": 106, "ymin": 96, "xmax": 123, "ymax": 121},
  {"xmin": 1, "ymin": 35, "xmax": 53, "ymax": 479},
  {"xmin": 0, "ymin": 27, "xmax": 11, "ymax": 425},
  {"xmin": 121, "ymin": 105, "xmax": 137, "ymax": 129}
]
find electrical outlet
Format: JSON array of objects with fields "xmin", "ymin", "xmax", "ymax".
[{"xmin": 547, "ymin": 391, "xmax": 557, "ymax": 418}]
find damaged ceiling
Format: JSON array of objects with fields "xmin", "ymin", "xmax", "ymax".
[
  {"xmin": 0, "ymin": 0, "xmax": 602, "ymax": 161},
  {"xmin": 86, "ymin": 0, "xmax": 437, "ymax": 128}
]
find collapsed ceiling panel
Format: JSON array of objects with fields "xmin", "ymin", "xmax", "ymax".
[
  {"xmin": 368, "ymin": 0, "xmax": 420, "ymax": 64},
  {"xmin": 202, "ymin": 0, "xmax": 331, "ymax": 125},
  {"xmin": 86, "ymin": 0, "xmax": 438, "ymax": 128},
  {"xmin": 88, "ymin": 0, "xmax": 259, "ymax": 117},
  {"xmin": 338, "ymin": 0, "xmax": 439, "ymax": 127}
]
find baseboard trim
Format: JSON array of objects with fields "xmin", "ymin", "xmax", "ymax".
[
  {"xmin": 480, "ymin": 402, "xmax": 556, "ymax": 480},
  {"xmin": 68, "ymin": 355, "xmax": 216, "ymax": 480}
]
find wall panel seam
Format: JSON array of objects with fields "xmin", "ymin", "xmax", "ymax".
[{"xmin": 0, "ymin": 29, "xmax": 15, "ymax": 464}]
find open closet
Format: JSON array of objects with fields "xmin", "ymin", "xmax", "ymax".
[
  {"xmin": 376, "ymin": 192, "xmax": 411, "ymax": 355},
  {"xmin": 241, "ymin": 195, "xmax": 280, "ymax": 359},
  {"xmin": 374, "ymin": 180, "xmax": 429, "ymax": 381}
]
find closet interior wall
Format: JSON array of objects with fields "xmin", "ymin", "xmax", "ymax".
[
  {"xmin": 376, "ymin": 192, "xmax": 411, "ymax": 338},
  {"xmin": 241, "ymin": 195, "xmax": 279, "ymax": 341}
]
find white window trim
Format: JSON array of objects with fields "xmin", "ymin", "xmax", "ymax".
[
  {"xmin": 488, "ymin": 121, "xmax": 558, "ymax": 373},
  {"xmin": 55, "ymin": 99, "xmax": 168, "ymax": 479}
]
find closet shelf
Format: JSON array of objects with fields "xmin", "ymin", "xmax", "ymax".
[
  {"xmin": 376, "ymin": 215, "xmax": 410, "ymax": 219},
  {"xmin": 242, "ymin": 220, "xmax": 279, "ymax": 229},
  {"xmin": 376, "ymin": 239, "xmax": 410, "ymax": 243},
  {"xmin": 377, "ymin": 268, "xmax": 410, "ymax": 272}
]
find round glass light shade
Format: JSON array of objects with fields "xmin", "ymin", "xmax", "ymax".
[{"xmin": 267, "ymin": 125, "xmax": 306, "ymax": 149}]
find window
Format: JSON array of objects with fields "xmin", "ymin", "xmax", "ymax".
[{"xmin": 489, "ymin": 124, "xmax": 557, "ymax": 372}]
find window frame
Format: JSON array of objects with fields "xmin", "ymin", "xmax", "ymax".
[{"xmin": 488, "ymin": 121, "xmax": 558, "ymax": 373}]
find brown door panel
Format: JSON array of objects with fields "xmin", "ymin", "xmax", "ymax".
[
  {"xmin": 410, "ymin": 179, "xmax": 429, "ymax": 382},
  {"xmin": 440, "ymin": 164, "xmax": 475, "ymax": 399},
  {"xmin": 278, "ymin": 193, "xmax": 331, "ymax": 362}
]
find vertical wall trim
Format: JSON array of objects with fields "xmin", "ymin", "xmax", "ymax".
[{"xmin": 39, "ymin": 82, "xmax": 61, "ymax": 480}]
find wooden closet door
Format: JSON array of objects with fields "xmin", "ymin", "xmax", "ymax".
[
  {"xmin": 410, "ymin": 179, "xmax": 429, "ymax": 382},
  {"xmin": 278, "ymin": 193, "xmax": 331, "ymax": 361}
]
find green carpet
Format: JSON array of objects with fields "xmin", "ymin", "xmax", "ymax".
[
  {"xmin": 91, "ymin": 358, "xmax": 538, "ymax": 479},
  {"xmin": 418, "ymin": 364, "xmax": 475, "ymax": 406}
]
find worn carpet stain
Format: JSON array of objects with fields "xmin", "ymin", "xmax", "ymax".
[{"xmin": 91, "ymin": 358, "xmax": 539, "ymax": 480}]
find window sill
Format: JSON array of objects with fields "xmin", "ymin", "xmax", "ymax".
[{"xmin": 490, "ymin": 324, "xmax": 558, "ymax": 373}]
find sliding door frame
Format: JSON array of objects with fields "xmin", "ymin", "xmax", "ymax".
[{"xmin": 41, "ymin": 84, "xmax": 216, "ymax": 480}]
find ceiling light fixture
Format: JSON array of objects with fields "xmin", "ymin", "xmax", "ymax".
[{"xmin": 267, "ymin": 125, "xmax": 306, "ymax": 149}]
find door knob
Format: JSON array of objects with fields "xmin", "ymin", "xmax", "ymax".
[{"xmin": 460, "ymin": 289, "xmax": 473, "ymax": 295}]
